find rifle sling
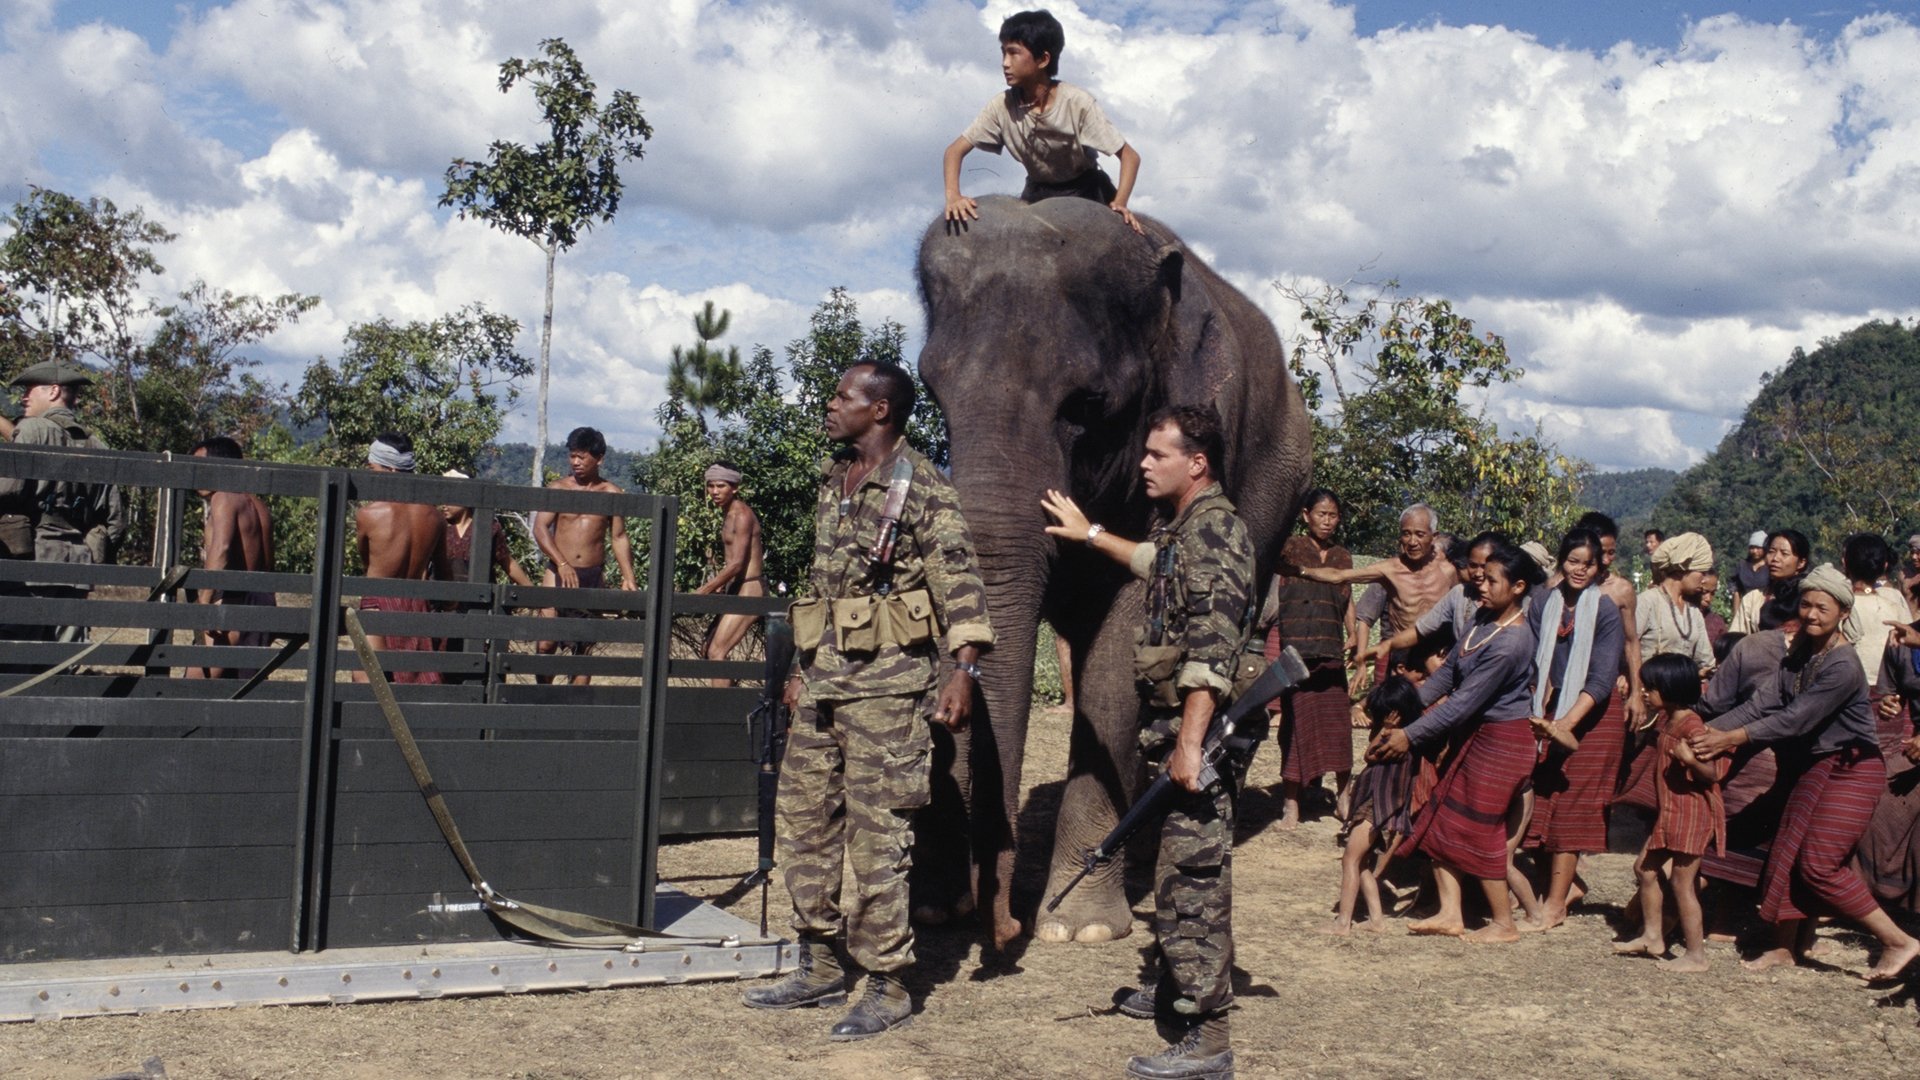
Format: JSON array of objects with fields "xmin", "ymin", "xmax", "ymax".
[
  {"xmin": 342, "ymin": 606, "xmax": 753, "ymax": 951},
  {"xmin": 1, "ymin": 565, "xmax": 192, "ymax": 698}
]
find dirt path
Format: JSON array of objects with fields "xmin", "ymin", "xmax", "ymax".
[{"xmin": 4, "ymin": 710, "xmax": 1916, "ymax": 1079}]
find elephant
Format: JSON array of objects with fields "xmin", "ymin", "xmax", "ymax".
[{"xmin": 914, "ymin": 194, "xmax": 1312, "ymax": 947}]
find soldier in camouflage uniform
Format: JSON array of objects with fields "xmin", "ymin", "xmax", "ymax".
[
  {"xmin": 743, "ymin": 361, "xmax": 994, "ymax": 1042},
  {"xmin": 1041, "ymin": 403, "xmax": 1254, "ymax": 1080},
  {"xmin": 0, "ymin": 360, "xmax": 127, "ymax": 642}
]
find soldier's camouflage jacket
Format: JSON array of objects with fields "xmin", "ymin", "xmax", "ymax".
[
  {"xmin": 795, "ymin": 437, "xmax": 993, "ymax": 702},
  {"xmin": 1129, "ymin": 482, "xmax": 1254, "ymax": 741}
]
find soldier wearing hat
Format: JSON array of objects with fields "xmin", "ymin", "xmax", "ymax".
[{"xmin": 1, "ymin": 360, "xmax": 127, "ymax": 641}]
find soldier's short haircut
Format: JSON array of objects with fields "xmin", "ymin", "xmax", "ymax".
[
  {"xmin": 192, "ymin": 435, "xmax": 244, "ymax": 460},
  {"xmin": 1146, "ymin": 403, "xmax": 1226, "ymax": 479},
  {"xmin": 566, "ymin": 426, "xmax": 606, "ymax": 457},
  {"xmin": 851, "ymin": 362, "xmax": 916, "ymax": 430}
]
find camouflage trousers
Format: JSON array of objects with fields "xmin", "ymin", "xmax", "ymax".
[
  {"xmin": 1152, "ymin": 766, "xmax": 1237, "ymax": 1016},
  {"xmin": 777, "ymin": 692, "xmax": 932, "ymax": 973}
]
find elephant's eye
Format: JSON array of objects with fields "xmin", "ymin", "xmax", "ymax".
[{"xmin": 1058, "ymin": 389, "xmax": 1107, "ymax": 428}]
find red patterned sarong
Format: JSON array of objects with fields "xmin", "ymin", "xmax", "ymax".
[
  {"xmin": 1759, "ymin": 745, "xmax": 1885, "ymax": 923},
  {"xmin": 1646, "ymin": 720, "xmax": 1725, "ymax": 857},
  {"xmin": 358, "ymin": 594, "xmax": 444, "ymax": 685},
  {"xmin": 1279, "ymin": 659, "xmax": 1352, "ymax": 783},
  {"xmin": 1526, "ymin": 691, "xmax": 1626, "ymax": 854},
  {"xmin": 1400, "ymin": 716, "xmax": 1535, "ymax": 880}
]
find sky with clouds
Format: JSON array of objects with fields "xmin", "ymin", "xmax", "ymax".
[{"xmin": 3, "ymin": 0, "xmax": 1916, "ymax": 472}]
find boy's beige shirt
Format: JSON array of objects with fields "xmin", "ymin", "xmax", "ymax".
[{"xmin": 962, "ymin": 81, "xmax": 1125, "ymax": 183}]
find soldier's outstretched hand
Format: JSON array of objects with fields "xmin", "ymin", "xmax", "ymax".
[{"xmin": 1040, "ymin": 489, "xmax": 1090, "ymax": 542}]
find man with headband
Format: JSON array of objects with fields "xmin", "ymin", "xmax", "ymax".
[
  {"xmin": 533, "ymin": 426, "xmax": 637, "ymax": 684},
  {"xmin": 354, "ymin": 431, "xmax": 446, "ymax": 683},
  {"xmin": 693, "ymin": 460, "xmax": 766, "ymax": 686}
]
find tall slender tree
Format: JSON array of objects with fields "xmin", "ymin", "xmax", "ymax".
[
  {"xmin": 664, "ymin": 300, "xmax": 746, "ymax": 427},
  {"xmin": 440, "ymin": 37, "xmax": 652, "ymax": 487}
]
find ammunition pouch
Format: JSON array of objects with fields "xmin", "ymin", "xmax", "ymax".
[
  {"xmin": 1133, "ymin": 643, "xmax": 1184, "ymax": 709},
  {"xmin": 797, "ymin": 588, "xmax": 938, "ymax": 657},
  {"xmin": 789, "ymin": 598, "xmax": 828, "ymax": 653}
]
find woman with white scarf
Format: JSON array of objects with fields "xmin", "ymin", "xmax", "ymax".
[{"xmin": 1521, "ymin": 528, "xmax": 1626, "ymax": 932}]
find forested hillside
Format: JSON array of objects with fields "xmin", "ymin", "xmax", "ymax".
[{"xmin": 1653, "ymin": 320, "xmax": 1920, "ymax": 565}]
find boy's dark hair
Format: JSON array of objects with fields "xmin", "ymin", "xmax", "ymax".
[
  {"xmin": 1641, "ymin": 652, "xmax": 1701, "ymax": 709},
  {"xmin": 1843, "ymin": 532, "xmax": 1893, "ymax": 585},
  {"xmin": 1574, "ymin": 511, "xmax": 1618, "ymax": 541},
  {"xmin": 999, "ymin": 10, "xmax": 1064, "ymax": 77},
  {"xmin": 1365, "ymin": 675, "xmax": 1424, "ymax": 730},
  {"xmin": 1146, "ymin": 403, "xmax": 1226, "ymax": 480},
  {"xmin": 375, "ymin": 430, "xmax": 413, "ymax": 454},
  {"xmin": 1645, "ymin": 528, "xmax": 1665, "ymax": 542},
  {"xmin": 850, "ymin": 362, "xmax": 916, "ymax": 430},
  {"xmin": 566, "ymin": 426, "xmax": 607, "ymax": 457},
  {"xmin": 192, "ymin": 435, "xmax": 244, "ymax": 460}
]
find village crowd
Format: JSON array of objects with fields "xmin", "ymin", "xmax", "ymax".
[{"xmin": 1266, "ymin": 491, "xmax": 1920, "ymax": 984}]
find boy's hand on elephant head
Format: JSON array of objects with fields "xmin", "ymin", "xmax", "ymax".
[
  {"xmin": 1109, "ymin": 203, "xmax": 1143, "ymax": 235},
  {"xmin": 1040, "ymin": 489, "xmax": 1090, "ymax": 542}
]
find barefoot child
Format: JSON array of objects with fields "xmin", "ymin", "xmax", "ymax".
[
  {"xmin": 943, "ymin": 9, "xmax": 1144, "ymax": 232},
  {"xmin": 1328, "ymin": 674, "xmax": 1424, "ymax": 935},
  {"xmin": 1615, "ymin": 653, "xmax": 1725, "ymax": 971}
]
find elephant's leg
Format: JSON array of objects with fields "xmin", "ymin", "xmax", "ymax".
[
  {"xmin": 1035, "ymin": 580, "xmax": 1146, "ymax": 944},
  {"xmin": 970, "ymin": 580, "xmax": 1041, "ymax": 950}
]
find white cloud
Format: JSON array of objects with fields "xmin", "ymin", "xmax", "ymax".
[{"xmin": 1, "ymin": 0, "xmax": 1914, "ymax": 476}]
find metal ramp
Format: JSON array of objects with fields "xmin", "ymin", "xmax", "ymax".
[{"xmin": 0, "ymin": 885, "xmax": 790, "ymax": 1022}]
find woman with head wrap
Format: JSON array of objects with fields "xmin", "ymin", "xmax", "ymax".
[
  {"xmin": 1729, "ymin": 529, "xmax": 1810, "ymax": 636},
  {"xmin": 1637, "ymin": 532, "xmax": 1717, "ymax": 677},
  {"xmin": 1690, "ymin": 566, "xmax": 1920, "ymax": 980}
]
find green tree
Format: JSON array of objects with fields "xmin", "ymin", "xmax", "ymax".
[
  {"xmin": 290, "ymin": 304, "xmax": 532, "ymax": 476},
  {"xmin": 440, "ymin": 37, "xmax": 653, "ymax": 489},
  {"xmin": 1279, "ymin": 277, "xmax": 1588, "ymax": 553},
  {"xmin": 1654, "ymin": 320, "xmax": 1920, "ymax": 564},
  {"xmin": 636, "ymin": 287, "xmax": 941, "ymax": 594},
  {"xmin": 664, "ymin": 301, "xmax": 746, "ymax": 427}
]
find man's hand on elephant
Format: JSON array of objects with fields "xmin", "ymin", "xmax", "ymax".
[
  {"xmin": 1109, "ymin": 202, "xmax": 1143, "ymax": 235},
  {"xmin": 945, "ymin": 194, "xmax": 980, "ymax": 223},
  {"xmin": 1040, "ymin": 489, "xmax": 1091, "ymax": 542},
  {"xmin": 933, "ymin": 671, "xmax": 973, "ymax": 731}
]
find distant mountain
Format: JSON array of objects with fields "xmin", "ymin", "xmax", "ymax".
[
  {"xmin": 1582, "ymin": 468, "xmax": 1678, "ymax": 532},
  {"xmin": 479, "ymin": 442, "xmax": 645, "ymax": 488}
]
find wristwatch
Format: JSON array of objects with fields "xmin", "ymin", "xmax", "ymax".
[
  {"xmin": 1085, "ymin": 523, "xmax": 1106, "ymax": 546},
  {"xmin": 957, "ymin": 661, "xmax": 983, "ymax": 681}
]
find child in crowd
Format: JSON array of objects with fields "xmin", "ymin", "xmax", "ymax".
[
  {"xmin": 1614, "ymin": 652, "xmax": 1725, "ymax": 971},
  {"xmin": 943, "ymin": 9, "xmax": 1143, "ymax": 233},
  {"xmin": 1327, "ymin": 671, "xmax": 1424, "ymax": 935}
]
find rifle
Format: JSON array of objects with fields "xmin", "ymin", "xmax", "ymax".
[
  {"xmin": 1045, "ymin": 645, "xmax": 1312, "ymax": 913},
  {"xmin": 741, "ymin": 615, "xmax": 796, "ymax": 937},
  {"xmin": 864, "ymin": 457, "xmax": 914, "ymax": 596}
]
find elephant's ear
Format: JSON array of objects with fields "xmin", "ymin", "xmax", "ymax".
[{"xmin": 1154, "ymin": 244, "xmax": 1184, "ymax": 305}]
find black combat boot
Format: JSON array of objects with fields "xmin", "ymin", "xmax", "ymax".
[
  {"xmin": 1125, "ymin": 1013, "xmax": 1233, "ymax": 1080},
  {"xmin": 742, "ymin": 938, "xmax": 847, "ymax": 1010},
  {"xmin": 827, "ymin": 972, "xmax": 913, "ymax": 1041},
  {"xmin": 1116, "ymin": 984, "xmax": 1156, "ymax": 1020}
]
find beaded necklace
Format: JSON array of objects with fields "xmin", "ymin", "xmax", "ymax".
[{"xmin": 1462, "ymin": 607, "xmax": 1525, "ymax": 654}]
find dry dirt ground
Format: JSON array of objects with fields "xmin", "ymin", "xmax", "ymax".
[{"xmin": 5, "ymin": 707, "xmax": 1920, "ymax": 1079}]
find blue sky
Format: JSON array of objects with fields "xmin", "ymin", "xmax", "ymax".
[{"xmin": 6, "ymin": 1, "xmax": 1918, "ymax": 470}]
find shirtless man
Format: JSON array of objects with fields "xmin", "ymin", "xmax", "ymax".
[
  {"xmin": 1299, "ymin": 504, "xmax": 1457, "ymax": 668},
  {"xmin": 1576, "ymin": 511, "xmax": 1645, "ymax": 727},
  {"xmin": 693, "ymin": 461, "xmax": 766, "ymax": 686},
  {"xmin": 355, "ymin": 432, "xmax": 446, "ymax": 685},
  {"xmin": 534, "ymin": 427, "xmax": 637, "ymax": 685},
  {"xmin": 187, "ymin": 436, "xmax": 274, "ymax": 679}
]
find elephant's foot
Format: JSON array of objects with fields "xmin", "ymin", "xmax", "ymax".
[
  {"xmin": 1032, "ymin": 880, "xmax": 1133, "ymax": 944},
  {"xmin": 911, "ymin": 891, "xmax": 976, "ymax": 927}
]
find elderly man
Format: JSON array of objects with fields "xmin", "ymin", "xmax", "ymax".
[{"xmin": 1299, "ymin": 503, "xmax": 1456, "ymax": 663}]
